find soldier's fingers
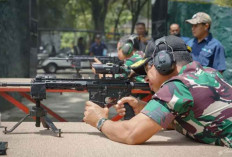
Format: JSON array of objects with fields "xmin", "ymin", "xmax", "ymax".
[
  {"xmin": 114, "ymin": 104, "xmax": 124, "ymax": 109},
  {"xmin": 116, "ymin": 108, "xmax": 126, "ymax": 114},
  {"xmin": 119, "ymin": 112, "xmax": 125, "ymax": 116},
  {"xmin": 83, "ymin": 111, "xmax": 88, "ymax": 117},
  {"xmin": 83, "ymin": 117, "xmax": 87, "ymax": 122},
  {"xmin": 113, "ymin": 104, "xmax": 117, "ymax": 109},
  {"xmin": 94, "ymin": 57, "xmax": 102, "ymax": 64},
  {"xmin": 119, "ymin": 108, "xmax": 126, "ymax": 112},
  {"xmin": 117, "ymin": 97, "xmax": 134, "ymax": 105},
  {"xmin": 86, "ymin": 101, "xmax": 97, "ymax": 107}
]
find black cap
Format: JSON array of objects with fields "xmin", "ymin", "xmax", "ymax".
[
  {"xmin": 144, "ymin": 39, "xmax": 156, "ymax": 58},
  {"xmin": 131, "ymin": 35, "xmax": 189, "ymax": 75}
]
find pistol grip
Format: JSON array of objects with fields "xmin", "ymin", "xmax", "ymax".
[{"xmin": 124, "ymin": 103, "xmax": 135, "ymax": 120}]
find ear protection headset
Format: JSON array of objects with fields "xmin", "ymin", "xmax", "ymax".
[
  {"xmin": 152, "ymin": 36, "xmax": 176, "ymax": 75},
  {"xmin": 121, "ymin": 34, "xmax": 139, "ymax": 56}
]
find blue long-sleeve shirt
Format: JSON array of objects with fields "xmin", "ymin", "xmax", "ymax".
[{"xmin": 187, "ymin": 33, "xmax": 226, "ymax": 71}]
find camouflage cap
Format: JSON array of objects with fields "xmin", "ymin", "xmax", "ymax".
[
  {"xmin": 130, "ymin": 40, "xmax": 157, "ymax": 75},
  {"xmin": 186, "ymin": 12, "xmax": 212, "ymax": 25}
]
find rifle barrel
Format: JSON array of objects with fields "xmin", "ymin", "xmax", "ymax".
[{"xmin": 0, "ymin": 82, "xmax": 31, "ymax": 87}]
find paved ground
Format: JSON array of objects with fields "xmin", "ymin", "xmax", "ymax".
[{"xmin": 0, "ymin": 122, "xmax": 231, "ymax": 157}]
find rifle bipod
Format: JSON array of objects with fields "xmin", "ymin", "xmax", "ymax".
[{"xmin": 3, "ymin": 100, "xmax": 62, "ymax": 137}]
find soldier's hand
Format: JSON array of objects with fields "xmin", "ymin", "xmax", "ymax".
[
  {"xmin": 83, "ymin": 101, "xmax": 109, "ymax": 127},
  {"xmin": 91, "ymin": 58, "xmax": 102, "ymax": 74},
  {"xmin": 92, "ymin": 58, "xmax": 105, "ymax": 79},
  {"xmin": 93, "ymin": 57, "xmax": 102, "ymax": 64},
  {"xmin": 114, "ymin": 96, "xmax": 145, "ymax": 116}
]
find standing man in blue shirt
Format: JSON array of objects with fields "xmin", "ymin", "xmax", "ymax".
[
  {"xmin": 186, "ymin": 12, "xmax": 226, "ymax": 73},
  {"xmin": 89, "ymin": 34, "xmax": 107, "ymax": 56}
]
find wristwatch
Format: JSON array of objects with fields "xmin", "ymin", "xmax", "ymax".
[{"xmin": 97, "ymin": 118, "xmax": 108, "ymax": 132}]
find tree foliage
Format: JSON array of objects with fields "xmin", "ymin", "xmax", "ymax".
[
  {"xmin": 38, "ymin": 0, "xmax": 75, "ymax": 28},
  {"xmin": 38, "ymin": 0, "xmax": 150, "ymax": 49},
  {"xmin": 38, "ymin": 0, "xmax": 149, "ymax": 34},
  {"xmin": 214, "ymin": 0, "xmax": 232, "ymax": 7},
  {"xmin": 128, "ymin": 0, "xmax": 149, "ymax": 34},
  {"xmin": 105, "ymin": 0, "xmax": 131, "ymax": 38}
]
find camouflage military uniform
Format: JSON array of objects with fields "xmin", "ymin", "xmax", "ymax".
[
  {"xmin": 116, "ymin": 51, "xmax": 145, "ymax": 83},
  {"xmin": 141, "ymin": 61, "xmax": 232, "ymax": 147}
]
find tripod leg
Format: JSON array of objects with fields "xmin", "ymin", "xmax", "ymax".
[
  {"xmin": 41, "ymin": 118, "xmax": 49, "ymax": 129},
  {"xmin": 34, "ymin": 100, "xmax": 42, "ymax": 127},
  {"xmin": 3, "ymin": 114, "xmax": 30, "ymax": 134},
  {"xmin": 41, "ymin": 116, "xmax": 61, "ymax": 137}
]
